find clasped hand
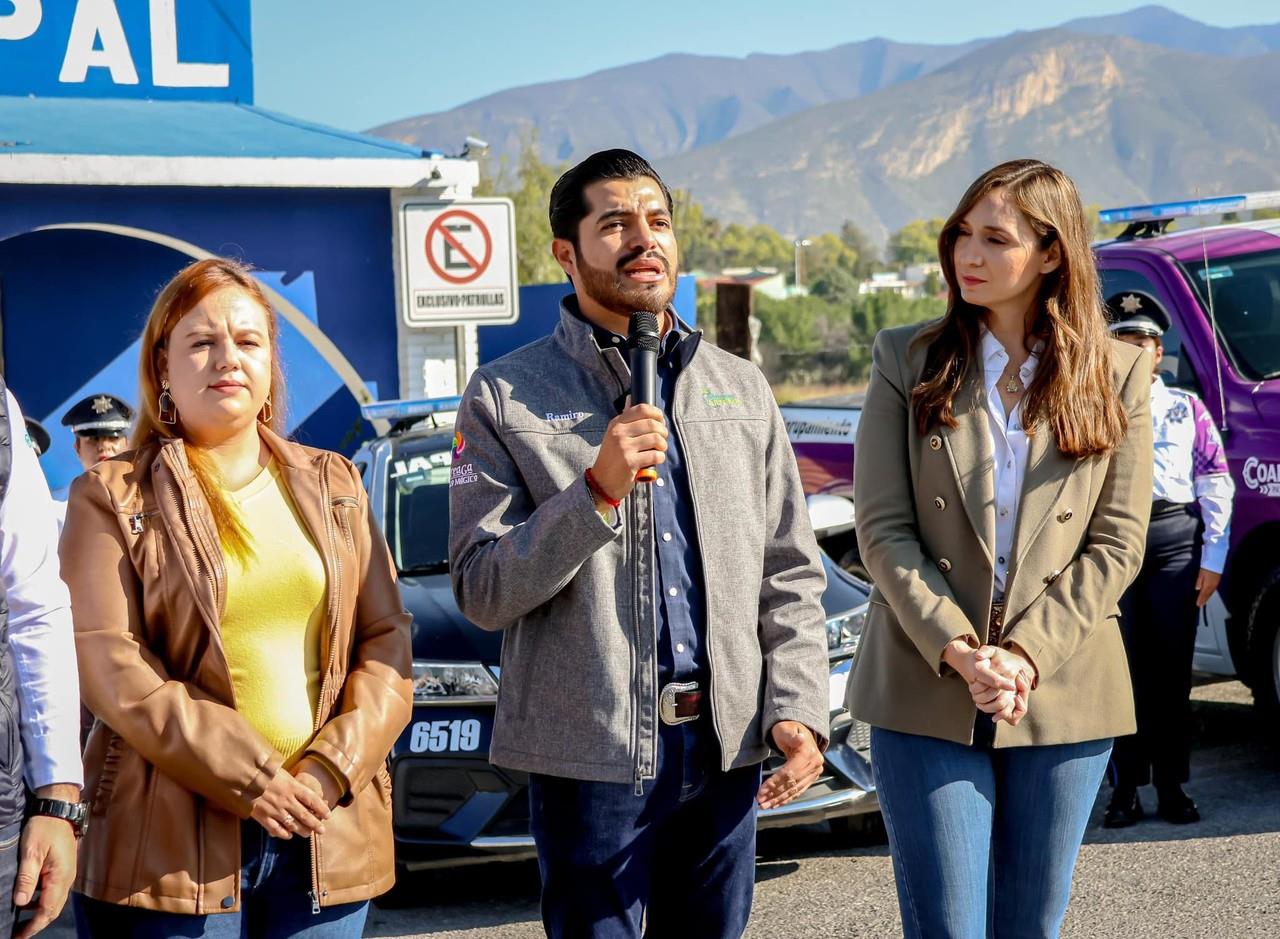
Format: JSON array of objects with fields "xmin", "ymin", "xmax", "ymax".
[
  {"xmin": 248, "ymin": 758, "xmax": 343, "ymax": 839},
  {"xmin": 943, "ymin": 640, "xmax": 1036, "ymax": 726}
]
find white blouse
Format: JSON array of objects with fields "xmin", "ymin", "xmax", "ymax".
[{"xmin": 978, "ymin": 329, "xmax": 1040, "ymax": 597}]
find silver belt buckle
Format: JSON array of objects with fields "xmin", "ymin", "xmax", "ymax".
[{"xmin": 659, "ymin": 681, "xmax": 700, "ymax": 726}]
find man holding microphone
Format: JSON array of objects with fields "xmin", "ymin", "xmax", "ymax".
[{"xmin": 449, "ymin": 149, "xmax": 829, "ymax": 938}]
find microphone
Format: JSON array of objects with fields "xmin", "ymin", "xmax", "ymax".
[{"xmin": 628, "ymin": 311, "xmax": 661, "ymax": 483}]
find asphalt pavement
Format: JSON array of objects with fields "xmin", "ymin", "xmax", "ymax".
[
  {"xmin": 364, "ymin": 679, "xmax": 1279, "ymax": 939},
  {"xmin": 45, "ymin": 679, "xmax": 1278, "ymax": 938}
]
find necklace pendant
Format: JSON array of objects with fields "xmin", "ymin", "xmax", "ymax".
[{"xmin": 1005, "ymin": 376, "xmax": 1021, "ymax": 394}]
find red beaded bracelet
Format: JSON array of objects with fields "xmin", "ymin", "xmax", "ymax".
[{"xmin": 584, "ymin": 468, "xmax": 622, "ymax": 509}]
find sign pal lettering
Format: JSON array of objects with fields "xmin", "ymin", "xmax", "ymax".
[{"xmin": 0, "ymin": 0, "xmax": 252, "ymax": 101}]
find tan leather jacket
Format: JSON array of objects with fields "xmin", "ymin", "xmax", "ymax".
[{"xmin": 59, "ymin": 430, "xmax": 412, "ymax": 914}]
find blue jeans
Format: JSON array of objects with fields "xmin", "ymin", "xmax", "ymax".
[
  {"xmin": 528, "ymin": 721, "xmax": 760, "ymax": 939},
  {"xmin": 73, "ymin": 822, "xmax": 369, "ymax": 938},
  {"xmin": 872, "ymin": 725, "xmax": 1111, "ymax": 939}
]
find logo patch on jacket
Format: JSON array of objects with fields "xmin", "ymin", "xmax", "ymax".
[
  {"xmin": 452, "ymin": 431, "xmax": 466, "ymax": 461},
  {"xmin": 702, "ymin": 388, "xmax": 742, "ymax": 408}
]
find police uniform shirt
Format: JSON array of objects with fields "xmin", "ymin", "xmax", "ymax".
[{"xmin": 1150, "ymin": 376, "xmax": 1234, "ymax": 572}]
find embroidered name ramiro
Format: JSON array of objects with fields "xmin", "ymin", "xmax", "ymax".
[{"xmin": 545, "ymin": 411, "xmax": 587, "ymax": 422}]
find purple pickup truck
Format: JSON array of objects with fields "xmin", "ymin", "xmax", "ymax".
[
  {"xmin": 1095, "ymin": 195, "xmax": 1280, "ymax": 715},
  {"xmin": 783, "ymin": 193, "xmax": 1280, "ymax": 715}
]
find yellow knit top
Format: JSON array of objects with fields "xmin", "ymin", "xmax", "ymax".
[{"xmin": 222, "ymin": 459, "xmax": 328, "ymax": 765}]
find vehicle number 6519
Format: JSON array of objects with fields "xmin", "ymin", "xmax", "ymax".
[{"xmin": 409, "ymin": 719, "xmax": 482, "ymax": 753}]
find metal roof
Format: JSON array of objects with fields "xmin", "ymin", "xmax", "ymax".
[{"xmin": 0, "ymin": 97, "xmax": 477, "ymax": 190}]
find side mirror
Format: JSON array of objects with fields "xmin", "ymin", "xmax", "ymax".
[{"xmin": 806, "ymin": 494, "xmax": 856, "ymax": 540}]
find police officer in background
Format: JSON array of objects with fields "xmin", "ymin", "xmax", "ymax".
[
  {"xmin": 1104, "ymin": 291, "xmax": 1234, "ymax": 828},
  {"xmin": 60, "ymin": 394, "xmax": 134, "ymax": 472}
]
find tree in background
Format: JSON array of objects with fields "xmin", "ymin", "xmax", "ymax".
[
  {"xmin": 672, "ymin": 192, "xmax": 723, "ymax": 272},
  {"xmin": 887, "ymin": 217, "xmax": 946, "ymax": 265},
  {"xmin": 839, "ymin": 222, "xmax": 879, "ymax": 280},
  {"xmin": 476, "ymin": 134, "xmax": 566, "ymax": 285},
  {"xmin": 720, "ymin": 223, "xmax": 793, "ymax": 271}
]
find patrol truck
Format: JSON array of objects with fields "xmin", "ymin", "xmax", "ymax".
[{"xmin": 1093, "ymin": 192, "xmax": 1280, "ymax": 716}]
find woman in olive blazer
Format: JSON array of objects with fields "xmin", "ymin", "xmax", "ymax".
[{"xmin": 846, "ymin": 160, "xmax": 1153, "ymax": 939}]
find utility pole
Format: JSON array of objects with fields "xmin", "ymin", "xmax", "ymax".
[
  {"xmin": 793, "ymin": 238, "xmax": 812, "ymax": 291},
  {"xmin": 714, "ymin": 282, "xmax": 754, "ymax": 361}
]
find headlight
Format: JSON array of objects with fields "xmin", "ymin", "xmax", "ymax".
[
  {"xmin": 826, "ymin": 604, "xmax": 867, "ymax": 659},
  {"xmin": 412, "ymin": 660, "xmax": 499, "ymax": 704}
]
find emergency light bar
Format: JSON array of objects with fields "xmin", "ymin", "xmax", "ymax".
[
  {"xmin": 360, "ymin": 396, "xmax": 463, "ymax": 422},
  {"xmin": 1099, "ymin": 191, "xmax": 1280, "ymax": 224}
]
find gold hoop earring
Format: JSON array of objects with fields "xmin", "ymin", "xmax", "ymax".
[
  {"xmin": 158, "ymin": 379, "xmax": 178, "ymax": 425},
  {"xmin": 259, "ymin": 398, "xmax": 273, "ymax": 424}
]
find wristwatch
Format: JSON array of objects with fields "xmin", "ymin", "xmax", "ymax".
[{"xmin": 28, "ymin": 798, "xmax": 89, "ymax": 837}]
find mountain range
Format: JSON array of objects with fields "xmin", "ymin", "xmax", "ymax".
[{"xmin": 370, "ymin": 6, "xmax": 1280, "ymax": 242}]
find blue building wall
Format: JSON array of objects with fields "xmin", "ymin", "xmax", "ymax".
[
  {"xmin": 0, "ymin": 184, "xmax": 400, "ymax": 490},
  {"xmin": 1, "ymin": 181, "xmax": 701, "ymax": 491}
]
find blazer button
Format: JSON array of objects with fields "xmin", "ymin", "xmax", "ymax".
[
  {"xmin": 934, "ymin": 497, "xmax": 946, "ymax": 510},
  {"xmin": 938, "ymin": 558, "xmax": 952, "ymax": 572},
  {"xmin": 1058, "ymin": 509, "xmax": 1073, "ymax": 522},
  {"xmin": 1044, "ymin": 570, "xmax": 1061, "ymax": 584},
  {"xmin": 929, "ymin": 435, "xmax": 942, "ymax": 451},
  {"xmin": 221, "ymin": 896, "xmax": 235, "ymax": 910}
]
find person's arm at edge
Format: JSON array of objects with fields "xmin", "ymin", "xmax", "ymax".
[
  {"xmin": 300, "ymin": 458, "xmax": 412, "ymax": 806},
  {"xmin": 449, "ymin": 370, "xmax": 621, "ymax": 630},
  {"xmin": 756, "ymin": 391, "xmax": 831, "ymax": 752}
]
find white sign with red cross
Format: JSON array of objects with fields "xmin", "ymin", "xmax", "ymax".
[{"xmin": 400, "ymin": 198, "xmax": 519, "ymax": 326}]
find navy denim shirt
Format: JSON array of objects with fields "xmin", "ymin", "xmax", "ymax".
[{"xmin": 586, "ymin": 314, "xmax": 708, "ymax": 684}]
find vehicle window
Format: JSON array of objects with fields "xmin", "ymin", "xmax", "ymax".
[
  {"xmin": 1180, "ymin": 248, "xmax": 1280, "ymax": 382},
  {"xmin": 353, "ymin": 459, "xmax": 371, "ymax": 490},
  {"xmin": 1100, "ymin": 267, "xmax": 1194, "ymax": 391},
  {"xmin": 383, "ymin": 436, "xmax": 453, "ymax": 576}
]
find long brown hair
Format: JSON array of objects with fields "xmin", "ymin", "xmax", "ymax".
[
  {"xmin": 134, "ymin": 258, "xmax": 288, "ymax": 560},
  {"xmin": 911, "ymin": 159, "xmax": 1126, "ymax": 458}
]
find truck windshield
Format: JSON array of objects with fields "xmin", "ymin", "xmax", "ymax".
[
  {"xmin": 1182, "ymin": 248, "xmax": 1280, "ymax": 381},
  {"xmin": 383, "ymin": 435, "xmax": 452, "ymax": 576}
]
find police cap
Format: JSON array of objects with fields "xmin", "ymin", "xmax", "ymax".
[
  {"xmin": 24, "ymin": 418, "xmax": 51, "ymax": 457},
  {"xmin": 1105, "ymin": 291, "xmax": 1171, "ymax": 339},
  {"xmin": 60, "ymin": 394, "xmax": 134, "ymax": 438}
]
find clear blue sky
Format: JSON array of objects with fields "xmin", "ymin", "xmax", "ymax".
[{"xmin": 252, "ymin": 1, "xmax": 1278, "ymax": 133}]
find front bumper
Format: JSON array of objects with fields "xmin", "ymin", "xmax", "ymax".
[
  {"xmin": 391, "ymin": 754, "xmax": 536, "ymax": 871},
  {"xmin": 390, "ymin": 664, "xmax": 877, "ymax": 869}
]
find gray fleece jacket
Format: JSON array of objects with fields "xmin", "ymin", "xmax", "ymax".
[{"xmin": 448, "ymin": 298, "xmax": 828, "ymax": 787}]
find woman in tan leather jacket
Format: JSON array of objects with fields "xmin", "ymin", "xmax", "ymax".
[{"xmin": 59, "ymin": 258, "xmax": 412, "ymax": 937}]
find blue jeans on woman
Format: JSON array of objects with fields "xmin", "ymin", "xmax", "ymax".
[
  {"xmin": 872, "ymin": 725, "xmax": 1111, "ymax": 939},
  {"xmin": 73, "ymin": 821, "xmax": 369, "ymax": 938}
]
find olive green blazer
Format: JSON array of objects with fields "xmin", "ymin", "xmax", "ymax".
[{"xmin": 845, "ymin": 322, "xmax": 1153, "ymax": 747}]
